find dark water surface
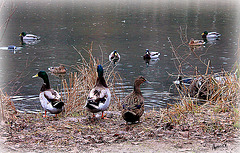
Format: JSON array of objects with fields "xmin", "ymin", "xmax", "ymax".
[{"xmin": 1, "ymin": 0, "xmax": 240, "ymax": 113}]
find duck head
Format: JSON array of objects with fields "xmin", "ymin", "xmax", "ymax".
[
  {"xmin": 113, "ymin": 50, "xmax": 117, "ymax": 54},
  {"xmin": 201, "ymin": 31, "xmax": 208, "ymax": 39},
  {"xmin": 97, "ymin": 65, "xmax": 104, "ymax": 77},
  {"xmin": 19, "ymin": 32, "xmax": 27, "ymax": 37},
  {"xmin": 146, "ymin": 49, "xmax": 150, "ymax": 54},
  {"xmin": 32, "ymin": 71, "xmax": 50, "ymax": 83},
  {"xmin": 134, "ymin": 76, "xmax": 147, "ymax": 86},
  {"xmin": 33, "ymin": 71, "xmax": 50, "ymax": 90}
]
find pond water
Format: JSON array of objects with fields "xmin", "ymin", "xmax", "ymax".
[{"xmin": 1, "ymin": 0, "xmax": 240, "ymax": 113}]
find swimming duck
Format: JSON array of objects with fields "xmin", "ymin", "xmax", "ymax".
[
  {"xmin": 86, "ymin": 65, "xmax": 111, "ymax": 119},
  {"xmin": 19, "ymin": 32, "xmax": 40, "ymax": 42},
  {"xmin": 32, "ymin": 71, "xmax": 64, "ymax": 117},
  {"xmin": 189, "ymin": 38, "xmax": 205, "ymax": 46},
  {"xmin": 143, "ymin": 49, "xmax": 160, "ymax": 60},
  {"xmin": 109, "ymin": 50, "xmax": 120, "ymax": 63},
  {"xmin": 48, "ymin": 65, "xmax": 67, "ymax": 74},
  {"xmin": 122, "ymin": 76, "xmax": 147, "ymax": 124},
  {"xmin": 173, "ymin": 76, "xmax": 193, "ymax": 86},
  {"xmin": 201, "ymin": 31, "xmax": 221, "ymax": 39}
]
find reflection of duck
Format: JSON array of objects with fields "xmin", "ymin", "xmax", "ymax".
[
  {"xmin": 143, "ymin": 49, "xmax": 160, "ymax": 60},
  {"xmin": 32, "ymin": 71, "xmax": 64, "ymax": 117},
  {"xmin": 19, "ymin": 32, "xmax": 40, "ymax": 41},
  {"xmin": 188, "ymin": 38, "xmax": 205, "ymax": 46},
  {"xmin": 109, "ymin": 50, "xmax": 120, "ymax": 63},
  {"xmin": 122, "ymin": 76, "xmax": 147, "ymax": 124},
  {"xmin": 144, "ymin": 58, "xmax": 159, "ymax": 65},
  {"xmin": 86, "ymin": 65, "xmax": 111, "ymax": 119},
  {"xmin": 48, "ymin": 65, "xmax": 67, "ymax": 74},
  {"xmin": 201, "ymin": 31, "xmax": 221, "ymax": 39}
]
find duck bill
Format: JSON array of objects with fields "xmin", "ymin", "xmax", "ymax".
[
  {"xmin": 201, "ymin": 33, "xmax": 204, "ymax": 35},
  {"xmin": 19, "ymin": 34, "xmax": 22, "ymax": 36},
  {"xmin": 32, "ymin": 74, "xmax": 38, "ymax": 78}
]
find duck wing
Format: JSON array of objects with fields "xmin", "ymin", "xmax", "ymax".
[
  {"xmin": 122, "ymin": 92, "xmax": 144, "ymax": 116},
  {"xmin": 43, "ymin": 89, "xmax": 63, "ymax": 108},
  {"xmin": 24, "ymin": 34, "xmax": 38, "ymax": 39},
  {"xmin": 86, "ymin": 87, "xmax": 109, "ymax": 109}
]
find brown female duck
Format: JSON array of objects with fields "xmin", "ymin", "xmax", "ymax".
[{"xmin": 122, "ymin": 76, "xmax": 147, "ymax": 124}]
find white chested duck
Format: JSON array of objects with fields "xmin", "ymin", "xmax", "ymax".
[
  {"xmin": 32, "ymin": 71, "xmax": 64, "ymax": 117},
  {"xmin": 86, "ymin": 65, "xmax": 111, "ymax": 119}
]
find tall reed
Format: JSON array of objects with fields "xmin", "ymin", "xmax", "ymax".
[{"xmin": 61, "ymin": 45, "xmax": 123, "ymax": 117}]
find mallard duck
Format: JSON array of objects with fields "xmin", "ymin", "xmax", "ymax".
[
  {"xmin": 143, "ymin": 49, "xmax": 160, "ymax": 60},
  {"xmin": 8, "ymin": 45, "xmax": 16, "ymax": 50},
  {"xmin": 173, "ymin": 76, "xmax": 193, "ymax": 86},
  {"xmin": 48, "ymin": 65, "xmax": 67, "ymax": 74},
  {"xmin": 189, "ymin": 38, "xmax": 205, "ymax": 46},
  {"xmin": 86, "ymin": 65, "xmax": 111, "ymax": 119},
  {"xmin": 19, "ymin": 32, "xmax": 40, "ymax": 41},
  {"xmin": 109, "ymin": 50, "xmax": 120, "ymax": 63},
  {"xmin": 202, "ymin": 31, "xmax": 221, "ymax": 39},
  {"xmin": 32, "ymin": 71, "xmax": 64, "ymax": 117},
  {"xmin": 122, "ymin": 76, "xmax": 147, "ymax": 124}
]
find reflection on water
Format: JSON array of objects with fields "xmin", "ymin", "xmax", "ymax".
[{"xmin": 1, "ymin": 0, "xmax": 240, "ymax": 113}]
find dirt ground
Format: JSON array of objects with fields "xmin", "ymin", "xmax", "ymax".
[{"xmin": 0, "ymin": 111, "xmax": 239, "ymax": 153}]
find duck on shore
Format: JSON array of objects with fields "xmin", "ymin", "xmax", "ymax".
[
  {"xmin": 85, "ymin": 65, "xmax": 111, "ymax": 119},
  {"xmin": 122, "ymin": 76, "xmax": 147, "ymax": 124},
  {"xmin": 32, "ymin": 71, "xmax": 64, "ymax": 117}
]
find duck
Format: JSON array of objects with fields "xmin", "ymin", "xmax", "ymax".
[
  {"xmin": 122, "ymin": 76, "xmax": 147, "ymax": 124},
  {"xmin": 143, "ymin": 49, "xmax": 160, "ymax": 60},
  {"xmin": 201, "ymin": 31, "xmax": 221, "ymax": 39},
  {"xmin": 188, "ymin": 38, "xmax": 205, "ymax": 46},
  {"xmin": 19, "ymin": 32, "xmax": 40, "ymax": 42},
  {"xmin": 173, "ymin": 76, "xmax": 193, "ymax": 91},
  {"xmin": 32, "ymin": 71, "xmax": 64, "ymax": 117},
  {"xmin": 85, "ymin": 65, "xmax": 111, "ymax": 119},
  {"xmin": 173, "ymin": 76, "xmax": 193, "ymax": 86},
  {"xmin": 48, "ymin": 65, "xmax": 67, "ymax": 74},
  {"xmin": 109, "ymin": 50, "xmax": 120, "ymax": 63}
]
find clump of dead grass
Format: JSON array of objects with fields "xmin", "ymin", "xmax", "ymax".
[
  {"xmin": 61, "ymin": 44, "xmax": 123, "ymax": 117},
  {"xmin": 0, "ymin": 89, "xmax": 17, "ymax": 122},
  {"xmin": 166, "ymin": 27, "xmax": 240, "ymax": 131}
]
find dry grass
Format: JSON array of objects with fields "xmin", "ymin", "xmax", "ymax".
[
  {"xmin": 166, "ymin": 27, "xmax": 240, "ymax": 131},
  {"xmin": 61, "ymin": 44, "xmax": 123, "ymax": 117},
  {"xmin": 0, "ymin": 89, "xmax": 17, "ymax": 122}
]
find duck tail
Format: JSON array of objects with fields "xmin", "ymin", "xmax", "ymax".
[
  {"xmin": 123, "ymin": 111, "xmax": 139, "ymax": 122},
  {"xmin": 52, "ymin": 101, "xmax": 64, "ymax": 109}
]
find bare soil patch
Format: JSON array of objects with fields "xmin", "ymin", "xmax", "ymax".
[{"xmin": 0, "ymin": 109, "xmax": 239, "ymax": 152}]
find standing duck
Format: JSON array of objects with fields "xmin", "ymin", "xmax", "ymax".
[
  {"xmin": 19, "ymin": 32, "xmax": 40, "ymax": 42},
  {"xmin": 201, "ymin": 31, "xmax": 221, "ymax": 39},
  {"xmin": 32, "ymin": 71, "xmax": 64, "ymax": 117},
  {"xmin": 109, "ymin": 50, "xmax": 120, "ymax": 63},
  {"xmin": 122, "ymin": 76, "xmax": 147, "ymax": 124},
  {"xmin": 86, "ymin": 65, "xmax": 111, "ymax": 119},
  {"xmin": 143, "ymin": 49, "xmax": 160, "ymax": 60}
]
